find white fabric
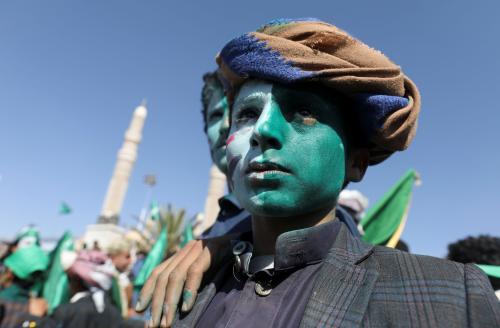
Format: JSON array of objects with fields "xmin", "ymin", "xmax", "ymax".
[
  {"xmin": 69, "ymin": 288, "xmax": 106, "ymax": 313},
  {"xmin": 70, "ymin": 291, "xmax": 90, "ymax": 304}
]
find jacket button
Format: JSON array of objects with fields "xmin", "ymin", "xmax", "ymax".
[{"xmin": 255, "ymin": 281, "xmax": 272, "ymax": 296}]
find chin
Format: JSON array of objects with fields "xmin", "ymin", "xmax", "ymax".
[{"xmin": 243, "ymin": 191, "xmax": 300, "ymax": 218}]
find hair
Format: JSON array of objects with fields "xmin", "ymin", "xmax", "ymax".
[
  {"xmin": 447, "ymin": 235, "xmax": 500, "ymax": 289},
  {"xmin": 201, "ymin": 72, "xmax": 224, "ymax": 132},
  {"xmin": 106, "ymin": 238, "xmax": 131, "ymax": 256},
  {"xmin": 12, "ymin": 270, "xmax": 43, "ymax": 289}
]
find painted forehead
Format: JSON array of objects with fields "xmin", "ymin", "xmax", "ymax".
[
  {"xmin": 231, "ymin": 80, "xmax": 342, "ymax": 121},
  {"xmin": 233, "ymin": 80, "xmax": 273, "ymax": 108},
  {"xmin": 207, "ymin": 87, "xmax": 226, "ymax": 112}
]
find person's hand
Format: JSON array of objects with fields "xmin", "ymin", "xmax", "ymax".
[
  {"xmin": 135, "ymin": 236, "xmax": 231, "ymax": 327},
  {"xmin": 29, "ymin": 297, "xmax": 48, "ymax": 317}
]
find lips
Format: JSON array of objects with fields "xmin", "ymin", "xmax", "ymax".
[{"xmin": 245, "ymin": 161, "xmax": 290, "ymax": 175}]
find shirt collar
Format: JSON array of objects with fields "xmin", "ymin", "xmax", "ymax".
[
  {"xmin": 234, "ymin": 218, "xmax": 341, "ymax": 276},
  {"xmin": 218, "ymin": 193, "xmax": 242, "ymax": 217},
  {"xmin": 274, "ymin": 218, "xmax": 340, "ymax": 271}
]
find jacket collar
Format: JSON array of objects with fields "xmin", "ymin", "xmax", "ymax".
[{"xmin": 300, "ymin": 222, "xmax": 379, "ymax": 328}]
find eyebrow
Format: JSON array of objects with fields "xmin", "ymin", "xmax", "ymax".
[{"xmin": 233, "ymin": 91, "xmax": 268, "ymax": 109}]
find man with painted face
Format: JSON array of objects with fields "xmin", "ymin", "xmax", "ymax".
[
  {"xmin": 200, "ymin": 72, "xmax": 359, "ymax": 239},
  {"xmin": 143, "ymin": 19, "xmax": 499, "ymax": 327},
  {"xmin": 199, "ymin": 72, "xmax": 252, "ymax": 238}
]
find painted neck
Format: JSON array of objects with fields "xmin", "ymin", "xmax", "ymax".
[{"xmin": 251, "ymin": 206, "xmax": 336, "ymax": 256}]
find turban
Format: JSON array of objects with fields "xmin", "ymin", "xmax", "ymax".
[
  {"xmin": 4, "ymin": 245, "xmax": 49, "ymax": 280},
  {"xmin": 216, "ymin": 18, "xmax": 420, "ymax": 164},
  {"xmin": 338, "ymin": 189, "xmax": 369, "ymax": 221},
  {"xmin": 61, "ymin": 250, "xmax": 114, "ymax": 291},
  {"xmin": 61, "ymin": 250, "xmax": 116, "ymax": 312}
]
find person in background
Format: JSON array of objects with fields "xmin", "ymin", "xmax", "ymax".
[
  {"xmin": 126, "ymin": 228, "xmax": 152, "ymax": 313},
  {"xmin": 448, "ymin": 235, "xmax": 500, "ymax": 299},
  {"xmin": 108, "ymin": 238, "xmax": 134, "ymax": 317},
  {"xmin": 199, "ymin": 72, "xmax": 252, "ymax": 239},
  {"xmin": 42, "ymin": 249, "xmax": 123, "ymax": 328},
  {"xmin": 0, "ymin": 225, "xmax": 41, "ymax": 265},
  {"xmin": 337, "ymin": 189, "xmax": 369, "ymax": 226},
  {"xmin": 0, "ymin": 245, "xmax": 49, "ymax": 328}
]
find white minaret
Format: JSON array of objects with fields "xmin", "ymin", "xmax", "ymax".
[
  {"xmin": 193, "ymin": 164, "xmax": 226, "ymax": 236},
  {"xmin": 98, "ymin": 101, "xmax": 147, "ymax": 224}
]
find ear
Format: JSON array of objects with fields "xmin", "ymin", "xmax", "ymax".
[{"xmin": 346, "ymin": 148, "xmax": 369, "ymax": 182}]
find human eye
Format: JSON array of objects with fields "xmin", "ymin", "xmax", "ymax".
[
  {"xmin": 208, "ymin": 111, "xmax": 223, "ymax": 123},
  {"xmin": 297, "ymin": 108, "xmax": 315, "ymax": 118},
  {"xmin": 295, "ymin": 107, "xmax": 318, "ymax": 125},
  {"xmin": 235, "ymin": 106, "xmax": 259, "ymax": 124}
]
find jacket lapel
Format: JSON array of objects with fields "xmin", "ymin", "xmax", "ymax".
[{"xmin": 300, "ymin": 223, "xmax": 379, "ymax": 328}]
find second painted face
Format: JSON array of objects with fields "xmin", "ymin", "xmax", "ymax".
[
  {"xmin": 226, "ymin": 80, "xmax": 348, "ymax": 218},
  {"xmin": 206, "ymin": 86, "xmax": 230, "ymax": 174}
]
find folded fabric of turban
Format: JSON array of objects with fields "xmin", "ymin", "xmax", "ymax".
[{"xmin": 216, "ymin": 18, "xmax": 421, "ymax": 164}]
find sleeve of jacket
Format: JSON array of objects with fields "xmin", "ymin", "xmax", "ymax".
[{"xmin": 464, "ymin": 263, "xmax": 500, "ymax": 327}]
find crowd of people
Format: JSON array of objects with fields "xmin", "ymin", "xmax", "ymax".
[
  {"xmin": 1, "ymin": 18, "xmax": 500, "ymax": 327},
  {"xmin": 0, "ymin": 225, "xmax": 149, "ymax": 327}
]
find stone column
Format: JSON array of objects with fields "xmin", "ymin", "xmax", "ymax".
[
  {"xmin": 193, "ymin": 164, "xmax": 226, "ymax": 236},
  {"xmin": 98, "ymin": 102, "xmax": 147, "ymax": 224}
]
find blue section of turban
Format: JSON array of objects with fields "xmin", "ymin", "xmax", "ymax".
[
  {"xmin": 354, "ymin": 94, "xmax": 409, "ymax": 138},
  {"xmin": 219, "ymin": 33, "xmax": 314, "ymax": 84}
]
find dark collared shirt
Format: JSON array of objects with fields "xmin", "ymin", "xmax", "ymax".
[
  {"xmin": 200, "ymin": 194, "xmax": 252, "ymax": 239},
  {"xmin": 196, "ymin": 219, "xmax": 341, "ymax": 328}
]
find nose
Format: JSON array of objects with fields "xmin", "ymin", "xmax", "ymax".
[
  {"xmin": 251, "ymin": 99, "xmax": 285, "ymax": 150},
  {"xmin": 219, "ymin": 107, "xmax": 230, "ymax": 140}
]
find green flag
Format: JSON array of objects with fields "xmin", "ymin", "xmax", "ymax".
[
  {"xmin": 360, "ymin": 169, "xmax": 419, "ymax": 247},
  {"xmin": 180, "ymin": 221, "xmax": 194, "ymax": 248},
  {"xmin": 110, "ymin": 276, "xmax": 123, "ymax": 314},
  {"xmin": 150, "ymin": 200, "xmax": 161, "ymax": 221},
  {"xmin": 42, "ymin": 231, "xmax": 74, "ymax": 313},
  {"xmin": 134, "ymin": 226, "xmax": 168, "ymax": 289},
  {"xmin": 59, "ymin": 202, "xmax": 72, "ymax": 215},
  {"xmin": 476, "ymin": 264, "xmax": 500, "ymax": 279}
]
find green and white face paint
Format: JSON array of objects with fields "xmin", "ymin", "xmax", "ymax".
[
  {"xmin": 206, "ymin": 86, "xmax": 229, "ymax": 174},
  {"xmin": 227, "ymin": 80, "xmax": 348, "ymax": 218}
]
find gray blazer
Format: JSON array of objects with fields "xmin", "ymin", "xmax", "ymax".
[{"xmin": 175, "ymin": 223, "xmax": 500, "ymax": 327}]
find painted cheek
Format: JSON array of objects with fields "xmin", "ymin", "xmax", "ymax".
[
  {"xmin": 207, "ymin": 122, "xmax": 221, "ymax": 147},
  {"xmin": 226, "ymin": 133, "xmax": 236, "ymax": 146},
  {"xmin": 226, "ymin": 127, "xmax": 253, "ymax": 181}
]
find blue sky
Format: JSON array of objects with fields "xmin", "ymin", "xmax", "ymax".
[{"xmin": 0, "ymin": 1, "xmax": 498, "ymax": 257}]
